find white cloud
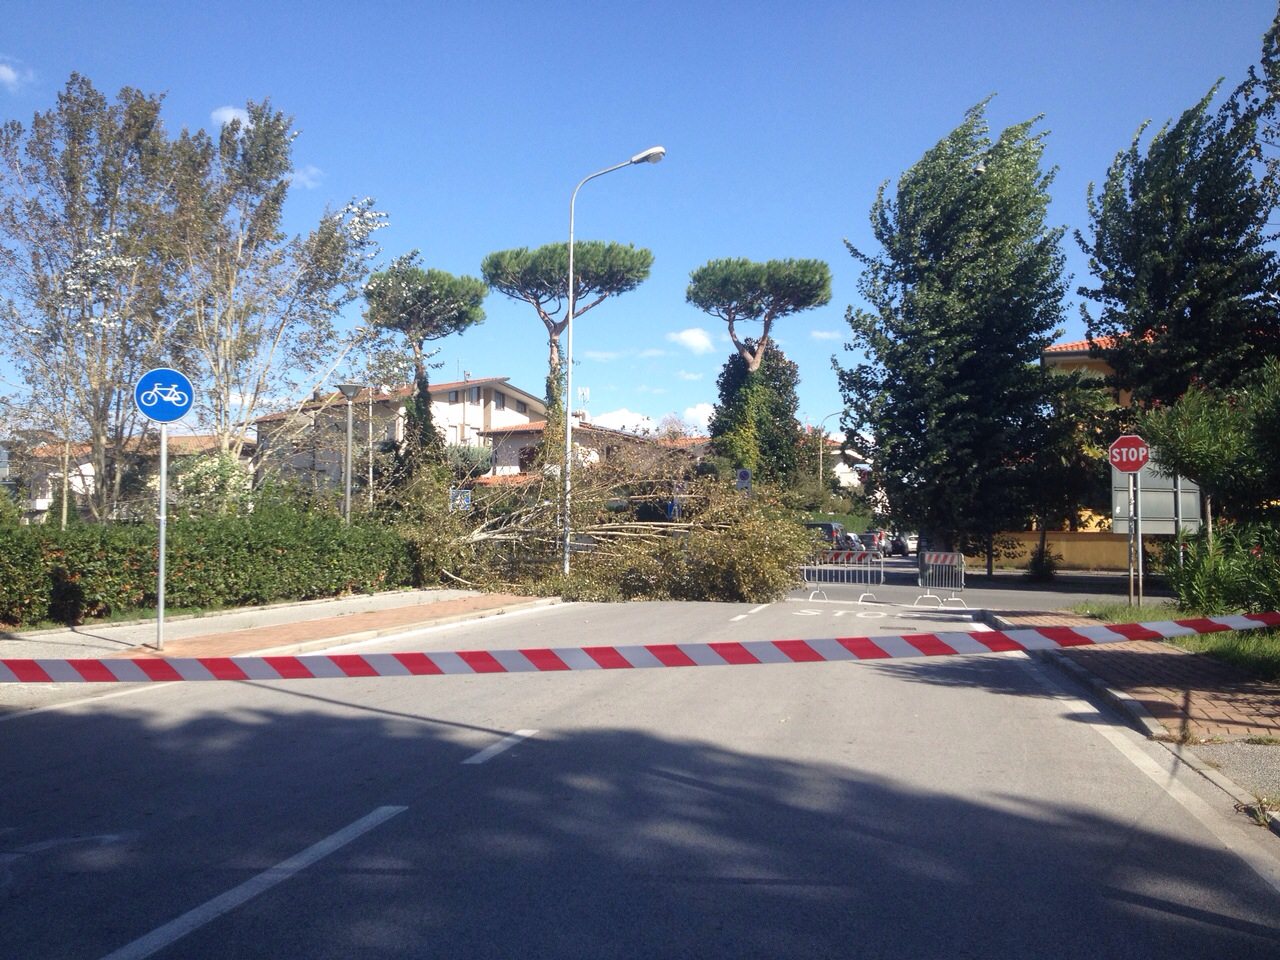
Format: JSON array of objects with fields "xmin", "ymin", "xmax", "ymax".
[
  {"xmin": 592, "ymin": 408, "xmax": 655, "ymax": 433},
  {"xmin": 676, "ymin": 370, "xmax": 702, "ymax": 381},
  {"xmin": 211, "ymin": 106, "xmax": 251, "ymax": 128},
  {"xmin": 638, "ymin": 348, "xmax": 666, "ymax": 358},
  {"xmin": 291, "ymin": 164, "xmax": 324, "ymax": 189},
  {"xmin": 0, "ymin": 61, "xmax": 32, "ymax": 93},
  {"xmin": 581, "ymin": 350, "xmax": 622, "ymax": 362},
  {"xmin": 667, "ymin": 327, "xmax": 715, "ymax": 354},
  {"xmin": 811, "ymin": 330, "xmax": 843, "ymax": 341},
  {"xmin": 684, "ymin": 402, "xmax": 715, "ymax": 431}
]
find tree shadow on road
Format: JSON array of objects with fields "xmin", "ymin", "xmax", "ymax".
[{"xmin": 2, "ymin": 677, "xmax": 1278, "ymax": 960}]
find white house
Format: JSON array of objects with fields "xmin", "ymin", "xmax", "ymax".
[{"xmin": 253, "ymin": 376, "xmax": 547, "ymax": 486}]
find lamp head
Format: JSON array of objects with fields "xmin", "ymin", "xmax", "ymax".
[
  {"xmin": 630, "ymin": 145, "xmax": 666, "ymax": 165},
  {"xmin": 337, "ymin": 383, "xmax": 362, "ymax": 400}
]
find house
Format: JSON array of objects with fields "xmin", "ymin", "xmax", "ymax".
[
  {"xmin": 1040, "ymin": 335, "xmax": 1132, "ymax": 406},
  {"xmin": 478, "ymin": 416, "xmax": 658, "ymax": 480},
  {"xmin": 253, "ymin": 376, "xmax": 547, "ymax": 487},
  {"xmin": 14, "ymin": 435, "xmax": 251, "ymax": 523}
]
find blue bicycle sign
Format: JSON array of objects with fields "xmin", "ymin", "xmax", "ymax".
[{"xmin": 134, "ymin": 368, "xmax": 194, "ymax": 423}]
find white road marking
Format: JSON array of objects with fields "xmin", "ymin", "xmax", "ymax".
[
  {"xmin": 731, "ymin": 604, "xmax": 771, "ymax": 623},
  {"xmin": 97, "ymin": 805, "xmax": 407, "ymax": 960},
  {"xmin": 729, "ymin": 615, "xmax": 748, "ymax": 622},
  {"xmin": 748, "ymin": 604, "xmax": 770, "ymax": 615},
  {"xmin": 462, "ymin": 729, "xmax": 538, "ymax": 765},
  {"xmin": 1020, "ymin": 655, "xmax": 1280, "ymax": 897}
]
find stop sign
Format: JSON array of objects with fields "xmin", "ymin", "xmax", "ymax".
[{"xmin": 1109, "ymin": 434, "xmax": 1150, "ymax": 473}]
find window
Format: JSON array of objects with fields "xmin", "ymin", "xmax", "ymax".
[
  {"xmin": 516, "ymin": 400, "xmax": 527, "ymax": 414},
  {"xmin": 448, "ymin": 390, "xmax": 459, "ymax": 404},
  {"xmin": 494, "ymin": 391, "xmax": 506, "ymax": 410},
  {"xmin": 469, "ymin": 386, "xmax": 481, "ymax": 404}
]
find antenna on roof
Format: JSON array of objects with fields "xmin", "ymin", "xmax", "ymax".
[{"xmin": 464, "ymin": 370, "xmax": 471, "ymax": 381}]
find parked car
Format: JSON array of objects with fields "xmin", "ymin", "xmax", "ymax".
[
  {"xmin": 862, "ymin": 529, "xmax": 889, "ymax": 552},
  {"xmin": 804, "ymin": 521, "xmax": 846, "ymax": 545},
  {"xmin": 889, "ymin": 531, "xmax": 919, "ymax": 556}
]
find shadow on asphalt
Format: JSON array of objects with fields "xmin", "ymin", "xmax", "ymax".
[{"xmin": 2, "ymin": 686, "xmax": 1278, "ymax": 959}]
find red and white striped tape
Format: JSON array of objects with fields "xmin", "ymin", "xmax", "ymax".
[
  {"xmin": 2, "ymin": 613, "xmax": 1276, "ymax": 684},
  {"xmin": 816, "ymin": 550, "xmax": 881, "ymax": 564}
]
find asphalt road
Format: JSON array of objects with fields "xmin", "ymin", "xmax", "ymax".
[{"xmin": 3, "ymin": 593, "xmax": 1279, "ymax": 959}]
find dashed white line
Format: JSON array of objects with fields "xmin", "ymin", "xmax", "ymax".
[
  {"xmin": 462, "ymin": 729, "xmax": 538, "ymax": 765},
  {"xmin": 98, "ymin": 805, "xmax": 407, "ymax": 960}
]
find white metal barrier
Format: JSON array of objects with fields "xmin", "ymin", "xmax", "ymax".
[
  {"xmin": 801, "ymin": 550, "xmax": 885, "ymax": 603},
  {"xmin": 914, "ymin": 551, "xmax": 966, "ymax": 607}
]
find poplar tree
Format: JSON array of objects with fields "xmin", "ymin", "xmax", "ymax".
[
  {"xmin": 837, "ymin": 101, "xmax": 1068, "ymax": 556},
  {"xmin": 1076, "ymin": 86, "xmax": 1279, "ymax": 406}
]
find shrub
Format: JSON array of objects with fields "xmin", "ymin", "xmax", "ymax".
[
  {"xmin": 0, "ymin": 527, "xmax": 49, "ymax": 624},
  {"xmin": 1162, "ymin": 522, "xmax": 1280, "ymax": 614}
]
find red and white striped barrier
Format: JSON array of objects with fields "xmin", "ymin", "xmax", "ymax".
[
  {"xmin": 818, "ymin": 550, "xmax": 882, "ymax": 564},
  {"xmin": 2, "ymin": 613, "xmax": 1277, "ymax": 684}
]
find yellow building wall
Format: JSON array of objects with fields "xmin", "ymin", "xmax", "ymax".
[{"xmin": 964, "ymin": 531, "xmax": 1131, "ymax": 571}]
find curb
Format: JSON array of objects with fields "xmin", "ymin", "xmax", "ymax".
[
  {"xmin": 124, "ymin": 597, "xmax": 562, "ymax": 659},
  {"xmin": 215, "ymin": 597, "xmax": 561, "ymax": 658},
  {"xmin": 0, "ymin": 587, "xmax": 485, "ymax": 641},
  {"xmin": 984, "ymin": 610, "xmax": 1280, "ymax": 839}
]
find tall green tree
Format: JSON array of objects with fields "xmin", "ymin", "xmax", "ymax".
[
  {"xmin": 169, "ymin": 101, "xmax": 387, "ymax": 459},
  {"xmin": 481, "ymin": 241, "xmax": 653, "ymax": 456},
  {"xmin": 837, "ymin": 101, "xmax": 1068, "ymax": 556},
  {"xmin": 1076, "ymin": 85, "xmax": 1279, "ymax": 406},
  {"xmin": 686, "ymin": 257, "xmax": 831, "ymax": 373},
  {"xmin": 0, "ymin": 74, "xmax": 174, "ymax": 521},
  {"xmin": 709, "ymin": 340, "xmax": 803, "ymax": 483},
  {"xmin": 364, "ymin": 252, "xmax": 487, "ymax": 466}
]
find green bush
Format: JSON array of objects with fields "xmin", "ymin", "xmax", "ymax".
[
  {"xmin": 0, "ymin": 503, "xmax": 416, "ymax": 627},
  {"xmin": 1162, "ymin": 522, "xmax": 1280, "ymax": 614},
  {"xmin": 0, "ymin": 526, "xmax": 50, "ymax": 624}
]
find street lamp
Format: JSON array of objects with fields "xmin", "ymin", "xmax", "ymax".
[
  {"xmin": 337, "ymin": 383, "xmax": 361, "ymax": 522},
  {"xmin": 817, "ymin": 411, "xmax": 842, "ymax": 487},
  {"xmin": 562, "ymin": 145, "xmax": 665, "ymax": 575}
]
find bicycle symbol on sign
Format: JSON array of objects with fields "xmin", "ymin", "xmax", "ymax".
[{"xmin": 138, "ymin": 384, "xmax": 189, "ymax": 408}]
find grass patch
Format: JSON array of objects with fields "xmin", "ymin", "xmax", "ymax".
[{"xmin": 1070, "ymin": 600, "xmax": 1280, "ymax": 682}]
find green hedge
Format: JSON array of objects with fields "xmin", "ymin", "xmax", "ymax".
[{"xmin": 0, "ymin": 507, "xmax": 415, "ymax": 627}]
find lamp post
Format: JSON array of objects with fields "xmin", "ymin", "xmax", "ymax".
[
  {"xmin": 817, "ymin": 411, "xmax": 842, "ymax": 487},
  {"xmin": 562, "ymin": 145, "xmax": 665, "ymax": 575},
  {"xmin": 337, "ymin": 383, "xmax": 361, "ymax": 522}
]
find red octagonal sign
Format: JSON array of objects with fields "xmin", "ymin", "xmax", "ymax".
[{"xmin": 1109, "ymin": 434, "xmax": 1150, "ymax": 473}]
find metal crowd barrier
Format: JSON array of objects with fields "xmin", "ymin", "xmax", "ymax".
[
  {"xmin": 801, "ymin": 550, "xmax": 885, "ymax": 603},
  {"xmin": 914, "ymin": 551, "xmax": 967, "ymax": 607}
]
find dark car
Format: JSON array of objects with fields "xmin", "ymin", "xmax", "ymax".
[{"xmin": 804, "ymin": 521, "xmax": 846, "ymax": 545}]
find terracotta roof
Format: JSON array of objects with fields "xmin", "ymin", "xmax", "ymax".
[
  {"xmin": 656, "ymin": 435, "xmax": 710, "ymax": 448},
  {"xmin": 480, "ymin": 420, "xmax": 654, "ymax": 442},
  {"xmin": 1043, "ymin": 335, "xmax": 1118, "ymax": 354},
  {"xmin": 471, "ymin": 473, "xmax": 540, "ymax": 487},
  {"xmin": 26, "ymin": 435, "xmax": 247, "ymax": 461}
]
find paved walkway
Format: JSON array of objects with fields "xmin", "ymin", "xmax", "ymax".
[
  {"xmin": 128, "ymin": 593, "xmax": 545, "ymax": 658},
  {"xmin": 992, "ymin": 610, "xmax": 1280, "ymax": 743}
]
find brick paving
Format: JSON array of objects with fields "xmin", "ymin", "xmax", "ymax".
[
  {"xmin": 128, "ymin": 593, "xmax": 541, "ymax": 659},
  {"xmin": 995, "ymin": 610, "xmax": 1280, "ymax": 742}
]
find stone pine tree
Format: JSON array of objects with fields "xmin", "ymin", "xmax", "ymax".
[
  {"xmin": 481, "ymin": 241, "xmax": 653, "ymax": 459},
  {"xmin": 837, "ymin": 100, "xmax": 1069, "ymax": 561},
  {"xmin": 686, "ymin": 258, "xmax": 831, "ymax": 373},
  {"xmin": 708, "ymin": 340, "xmax": 804, "ymax": 484},
  {"xmin": 364, "ymin": 252, "xmax": 487, "ymax": 470},
  {"xmin": 1076, "ymin": 85, "xmax": 1279, "ymax": 406}
]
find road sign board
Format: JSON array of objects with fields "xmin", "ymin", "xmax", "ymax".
[
  {"xmin": 1108, "ymin": 434, "xmax": 1149, "ymax": 473},
  {"xmin": 735, "ymin": 468, "xmax": 752, "ymax": 491},
  {"xmin": 134, "ymin": 368, "xmax": 194, "ymax": 424}
]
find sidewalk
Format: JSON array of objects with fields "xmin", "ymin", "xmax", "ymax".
[
  {"xmin": 989, "ymin": 610, "xmax": 1280, "ymax": 744},
  {"xmin": 990, "ymin": 608, "xmax": 1279, "ymax": 834}
]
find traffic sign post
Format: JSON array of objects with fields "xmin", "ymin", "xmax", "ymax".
[
  {"xmin": 1109, "ymin": 434, "xmax": 1150, "ymax": 606},
  {"xmin": 135, "ymin": 368, "xmax": 195, "ymax": 651}
]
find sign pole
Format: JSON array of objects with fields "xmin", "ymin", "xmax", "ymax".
[
  {"xmin": 1136, "ymin": 468, "xmax": 1144, "ymax": 606},
  {"xmin": 157, "ymin": 422, "xmax": 168, "ymax": 651},
  {"xmin": 1127, "ymin": 473, "xmax": 1135, "ymax": 606}
]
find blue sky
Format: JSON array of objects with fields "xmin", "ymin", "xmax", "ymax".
[{"xmin": 2, "ymin": 1, "xmax": 1276, "ymax": 434}]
